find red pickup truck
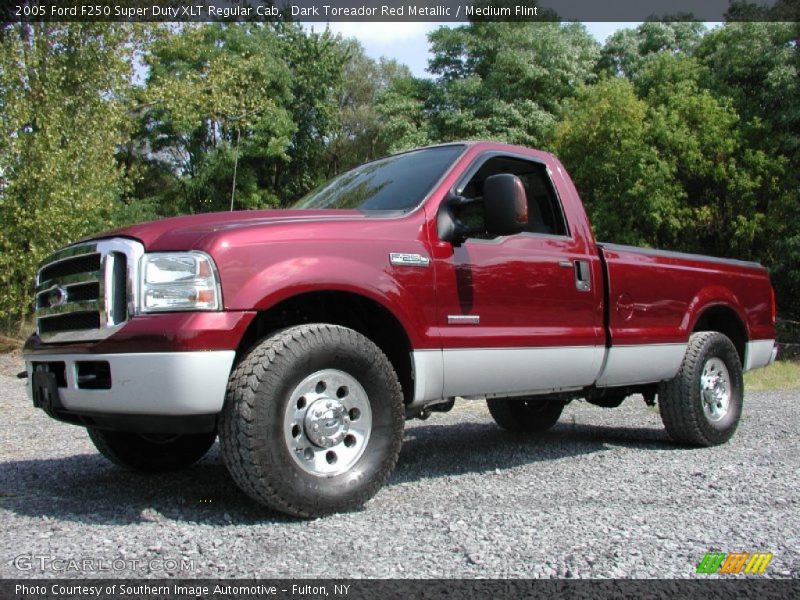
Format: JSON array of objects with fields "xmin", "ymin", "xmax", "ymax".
[{"xmin": 24, "ymin": 142, "xmax": 777, "ymax": 517}]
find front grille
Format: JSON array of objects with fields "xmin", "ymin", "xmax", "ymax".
[
  {"xmin": 34, "ymin": 238, "xmax": 144, "ymax": 343},
  {"xmin": 39, "ymin": 253, "xmax": 100, "ymax": 284},
  {"xmin": 38, "ymin": 312, "xmax": 101, "ymax": 335}
]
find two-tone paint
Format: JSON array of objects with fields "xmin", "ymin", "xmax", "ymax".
[{"xmin": 24, "ymin": 142, "xmax": 777, "ymax": 418}]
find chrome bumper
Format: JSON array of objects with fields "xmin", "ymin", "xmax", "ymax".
[{"xmin": 23, "ymin": 351, "xmax": 235, "ymax": 415}]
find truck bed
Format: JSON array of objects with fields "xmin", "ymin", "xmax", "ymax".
[{"xmin": 596, "ymin": 243, "xmax": 776, "ymax": 387}]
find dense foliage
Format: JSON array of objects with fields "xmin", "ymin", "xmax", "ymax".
[
  {"xmin": 0, "ymin": 17, "xmax": 797, "ymax": 328},
  {"xmin": 0, "ymin": 23, "xmax": 140, "ymax": 329}
]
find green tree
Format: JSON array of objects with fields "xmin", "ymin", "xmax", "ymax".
[
  {"xmin": 0, "ymin": 23, "xmax": 139, "ymax": 328},
  {"xmin": 697, "ymin": 21, "xmax": 799, "ymax": 312},
  {"xmin": 134, "ymin": 24, "xmax": 414, "ymax": 215},
  {"xmin": 325, "ymin": 39, "xmax": 413, "ymax": 172},
  {"xmin": 140, "ymin": 23, "xmax": 295, "ymax": 213},
  {"xmin": 375, "ymin": 75, "xmax": 435, "ymax": 153},
  {"xmin": 697, "ymin": 22, "xmax": 798, "ymax": 163},
  {"xmin": 275, "ymin": 24, "xmax": 350, "ymax": 199},
  {"xmin": 554, "ymin": 78, "xmax": 684, "ymax": 247},
  {"xmin": 598, "ymin": 20, "xmax": 705, "ymax": 79},
  {"xmin": 636, "ymin": 54, "xmax": 776, "ymax": 259},
  {"xmin": 556, "ymin": 55, "xmax": 781, "ymax": 261},
  {"xmin": 427, "ymin": 21, "xmax": 600, "ymax": 146},
  {"xmin": 592, "ymin": 19, "xmax": 797, "ymax": 311}
]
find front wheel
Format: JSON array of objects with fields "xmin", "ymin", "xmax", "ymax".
[
  {"xmin": 487, "ymin": 397, "xmax": 565, "ymax": 433},
  {"xmin": 219, "ymin": 324, "xmax": 404, "ymax": 518},
  {"xmin": 659, "ymin": 331, "xmax": 744, "ymax": 446},
  {"xmin": 88, "ymin": 428, "xmax": 216, "ymax": 472}
]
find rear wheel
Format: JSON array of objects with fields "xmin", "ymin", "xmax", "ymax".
[
  {"xmin": 88, "ymin": 428, "xmax": 216, "ymax": 472},
  {"xmin": 659, "ymin": 331, "xmax": 743, "ymax": 446},
  {"xmin": 487, "ymin": 397, "xmax": 565, "ymax": 433},
  {"xmin": 219, "ymin": 324, "xmax": 404, "ymax": 518}
]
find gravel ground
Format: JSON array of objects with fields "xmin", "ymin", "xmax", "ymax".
[{"xmin": 1, "ymin": 354, "xmax": 798, "ymax": 580}]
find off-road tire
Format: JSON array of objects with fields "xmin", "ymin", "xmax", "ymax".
[
  {"xmin": 218, "ymin": 324, "xmax": 404, "ymax": 518},
  {"xmin": 487, "ymin": 397, "xmax": 565, "ymax": 433},
  {"xmin": 659, "ymin": 331, "xmax": 744, "ymax": 446},
  {"xmin": 88, "ymin": 428, "xmax": 216, "ymax": 472}
]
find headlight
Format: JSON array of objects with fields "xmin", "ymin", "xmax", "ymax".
[{"xmin": 139, "ymin": 252, "xmax": 221, "ymax": 312}]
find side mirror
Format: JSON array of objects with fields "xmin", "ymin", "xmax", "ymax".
[
  {"xmin": 483, "ymin": 174, "xmax": 528, "ymax": 236},
  {"xmin": 437, "ymin": 194, "xmax": 479, "ymax": 247}
]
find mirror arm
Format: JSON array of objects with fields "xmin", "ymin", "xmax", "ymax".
[{"xmin": 446, "ymin": 193, "xmax": 481, "ymax": 209}]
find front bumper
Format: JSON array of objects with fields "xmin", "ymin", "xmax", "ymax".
[{"xmin": 24, "ymin": 350, "xmax": 235, "ymax": 422}]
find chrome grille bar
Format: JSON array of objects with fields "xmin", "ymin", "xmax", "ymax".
[
  {"xmin": 34, "ymin": 238, "xmax": 145, "ymax": 343},
  {"xmin": 36, "ymin": 300, "xmax": 101, "ymax": 318},
  {"xmin": 36, "ymin": 271, "xmax": 102, "ymax": 310},
  {"xmin": 37, "ymin": 270, "xmax": 102, "ymax": 291}
]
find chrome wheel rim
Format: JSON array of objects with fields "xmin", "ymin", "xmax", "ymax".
[
  {"xmin": 700, "ymin": 358, "xmax": 731, "ymax": 422},
  {"xmin": 283, "ymin": 369, "xmax": 372, "ymax": 477}
]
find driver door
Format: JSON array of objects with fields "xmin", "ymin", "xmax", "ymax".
[{"xmin": 432, "ymin": 154, "xmax": 605, "ymax": 398}]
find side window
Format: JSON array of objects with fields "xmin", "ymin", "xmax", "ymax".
[{"xmin": 459, "ymin": 156, "xmax": 568, "ymax": 237}]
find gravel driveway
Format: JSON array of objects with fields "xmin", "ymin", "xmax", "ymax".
[{"xmin": 1, "ymin": 354, "xmax": 798, "ymax": 579}]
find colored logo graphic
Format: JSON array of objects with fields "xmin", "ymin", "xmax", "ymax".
[{"xmin": 697, "ymin": 552, "xmax": 773, "ymax": 575}]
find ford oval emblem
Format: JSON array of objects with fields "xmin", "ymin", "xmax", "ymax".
[{"xmin": 48, "ymin": 286, "xmax": 67, "ymax": 308}]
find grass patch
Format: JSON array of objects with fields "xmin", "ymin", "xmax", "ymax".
[
  {"xmin": 0, "ymin": 335, "xmax": 22, "ymax": 353},
  {"xmin": 0, "ymin": 317, "xmax": 33, "ymax": 352},
  {"xmin": 745, "ymin": 360, "xmax": 800, "ymax": 391}
]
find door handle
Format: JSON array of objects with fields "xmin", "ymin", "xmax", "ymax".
[
  {"xmin": 558, "ymin": 260, "xmax": 572, "ymax": 268},
  {"xmin": 574, "ymin": 260, "xmax": 591, "ymax": 292}
]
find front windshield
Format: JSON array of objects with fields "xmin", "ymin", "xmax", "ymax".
[{"xmin": 293, "ymin": 145, "xmax": 466, "ymax": 211}]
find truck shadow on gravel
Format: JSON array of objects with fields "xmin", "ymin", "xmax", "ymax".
[
  {"xmin": 0, "ymin": 420, "xmax": 681, "ymax": 524},
  {"xmin": 393, "ymin": 419, "xmax": 680, "ymax": 484}
]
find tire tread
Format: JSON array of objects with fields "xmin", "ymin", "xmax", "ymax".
[
  {"xmin": 659, "ymin": 331, "xmax": 743, "ymax": 446},
  {"xmin": 88, "ymin": 428, "xmax": 215, "ymax": 472},
  {"xmin": 219, "ymin": 323, "xmax": 404, "ymax": 517},
  {"xmin": 487, "ymin": 397, "xmax": 564, "ymax": 433}
]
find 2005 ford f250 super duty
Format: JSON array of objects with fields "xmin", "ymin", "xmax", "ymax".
[{"xmin": 23, "ymin": 141, "xmax": 777, "ymax": 517}]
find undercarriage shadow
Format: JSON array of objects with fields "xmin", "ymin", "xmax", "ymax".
[{"xmin": 0, "ymin": 418, "xmax": 680, "ymax": 525}]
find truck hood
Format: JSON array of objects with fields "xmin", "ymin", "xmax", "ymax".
[{"xmin": 87, "ymin": 209, "xmax": 367, "ymax": 251}]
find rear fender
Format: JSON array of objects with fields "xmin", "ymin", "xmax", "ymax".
[{"xmin": 684, "ymin": 286, "xmax": 749, "ymax": 340}]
